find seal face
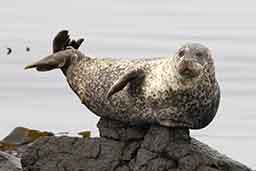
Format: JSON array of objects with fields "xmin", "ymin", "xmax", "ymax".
[{"xmin": 25, "ymin": 31, "xmax": 220, "ymax": 129}]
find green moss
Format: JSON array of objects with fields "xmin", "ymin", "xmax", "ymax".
[
  {"xmin": 0, "ymin": 142, "xmax": 17, "ymax": 151},
  {"xmin": 78, "ymin": 131, "xmax": 91, "ymax": 138},
  {"xmin": 27, "ymin": 130, "xmax": 53, "ymax": 142}
]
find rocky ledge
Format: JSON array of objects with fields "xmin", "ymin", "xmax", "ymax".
[
  {"xmin": 18, "ymin": 118, "xmax": 252, "ymax": 171},
  {"xmin": 0, "ymin": 151, "xmax": 22, "ymax": 171}
]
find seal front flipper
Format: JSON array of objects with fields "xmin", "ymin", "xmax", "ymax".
[{"xmin": 106, "ymin": 68, "xmax": 145, "ymax": 99}]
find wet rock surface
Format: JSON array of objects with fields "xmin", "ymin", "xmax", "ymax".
[
  {"xmin": 20, "ymin": 118, "xmax": 253, "ymax": 171},
  {"xmin": 97, "ymin": 117, "xmax": 148, "ymax": 141}
]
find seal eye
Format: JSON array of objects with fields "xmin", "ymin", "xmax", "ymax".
[
  {"xmin": 196, "ymin": 52, "xmax": 203, "ymax": 57},
  {"xmin": 178, "ymin": 50, "xmax": 185, "ymax": 57}
]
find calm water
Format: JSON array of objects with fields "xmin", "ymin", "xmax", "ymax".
[{"xmin": 0, "ymin": 0, "xmax": 256, "ymax": 168}]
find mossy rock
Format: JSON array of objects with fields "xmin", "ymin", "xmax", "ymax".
[
  {"xmin": 78, "ymin": 131, "xmax": 91, "ymax": 138},
  {"xmin": 0, "ymin": 142, "xmax": 17, "ymax": 151},
  {"xmin": 27, "ymin": 129, "xmax": 53, "ymax": 141},
  {"xmin": 1, "ymin": 127, "xmax": 54, "ymax": 146}
]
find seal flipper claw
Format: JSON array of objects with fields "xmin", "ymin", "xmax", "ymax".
[{"xmin": 106, "ymin": 69, "xmax": 145, "ymax": 99}]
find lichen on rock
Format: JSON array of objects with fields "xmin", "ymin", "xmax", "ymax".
[
  {"xmin": 78, "ymin": 131, "xmax": 91, "ymax": 138},
  {"xmin": 1, "ymin": 127, "xmax": 54, "ymax": 146}
]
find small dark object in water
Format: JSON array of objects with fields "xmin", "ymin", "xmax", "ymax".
[
  {"xmin": 6, "ymin": 48, "xmax": 12, "ymax": 55},
  {"xmin": 26, "ymin": 46, "xmax": 30, "ymax": 52}
]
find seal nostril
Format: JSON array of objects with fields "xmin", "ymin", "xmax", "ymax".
[
  {"xmin": 178, "ymin": 50, "xmax": 185, "ymax": 57},
  {"xmin": 196, "ymin": 52, "xmax": 203, "ymax": 57}
]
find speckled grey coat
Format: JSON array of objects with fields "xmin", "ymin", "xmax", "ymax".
[{"xmin": 25, "ymin": 44, "xmax": 220, "ymax": 129}]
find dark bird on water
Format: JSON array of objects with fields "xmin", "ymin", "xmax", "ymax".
[
  {"xmin": 6, "ymin": 47, "xmax": 12, "ymax": 55},
  {"xmin": 26, "ymin": 46, "xmax": 30, "ymax": 52}
]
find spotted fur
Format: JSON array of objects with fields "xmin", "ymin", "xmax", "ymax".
[{"xmin": 58, "ymin": 43, "xmax": 220, "ymax": 129}]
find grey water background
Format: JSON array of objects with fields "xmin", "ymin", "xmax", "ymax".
[{"xmin": 0, "ymin": 0, "xmax": 256, "ymax": 168}]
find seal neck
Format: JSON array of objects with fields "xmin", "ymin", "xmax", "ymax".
[{"xmin": 61, "ymin": 50, "xmax": 84, "ymax": 76}]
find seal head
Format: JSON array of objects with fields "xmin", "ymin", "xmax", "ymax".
[
  {"xmin": 164, "ymin": 43, "xmax": 220, "ymax": 128},
  {"xmin": 174, "ymin": 43, "xmax": 214, "ymax": 82}
]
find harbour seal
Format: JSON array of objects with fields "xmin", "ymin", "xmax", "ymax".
[{"xmin": 25, "ymin": 30, "xmax": 220, "ymax": 129}]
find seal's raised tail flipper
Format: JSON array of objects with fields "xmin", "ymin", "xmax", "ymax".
[
  {"xmin": 69, "ymin": 38, "xmax": 85, "ymax": 50},
  {"xmin": 76, "ymin": 38, "xmax": 85, "ymax": 49},
  {"xmin": 53, "ymin": 30, "xmax": 85, "ymax": 53},
  {"xmin": 24, "ymin": 50, "xmax": 72, "ymax": 71},
  {"xmin": 53, "ymin": 30, "xmax": 70, "ymax": 53},
  {"xmin": 106, "ymin": 69, "xmax": 145, "ymax": 99}
]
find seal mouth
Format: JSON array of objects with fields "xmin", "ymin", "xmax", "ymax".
[{"xmin": 176, "ymin": 59, "xmax": 202, "ymax": 79}]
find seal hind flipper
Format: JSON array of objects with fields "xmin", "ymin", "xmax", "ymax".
[
  {"xmin": 24, "ymin": 50, "xmax": 72, "ymax": 71},
  {"xmin": 106, "ymin": 69, "xmax": 145, "ymax": 99},
  {"xmin": 76, "ymin": 38, "xmax": 85, "ymax": 49},
  {"xmin": 53, "ymin": 30, "xmax": 85, "ymax": 53},
  {"xmin": 68, "ymin": 38, "xmax": 85, "ymax": 50},
  {"xmin": 53, "ymin": 30, "xmax": 70, "ymax": 53}
]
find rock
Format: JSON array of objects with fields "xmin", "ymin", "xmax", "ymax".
[
  {"xmin": 21, "ymin": 118, "xmax": 253, "ymax": 171},
  {"xmin": 97, "ymin": 118, "xmax": 148, "ymax": 141},
  {"xmin": 78, "ymin": 130, "xmax": 91, "ymax": 138},
  {"xmin": 0, "ymin": 151, "xmax": 22, "ymax": 171},
  {"xmin": 116, "ymin": 165, "xmax": 131, "ymax": 171},
  {"xmin": 21, "ymin": 136, "xmax": 126, "ymax": 171},
  {"xmin": 136, "ymin": 125, "xmax": 252, "ymax": 171},
  {"xmin": 122, "ymin": 142, "xmax": 140, "ymax": 161},
  {"xmin": 0, "ymin": 143, "xmax": 16, "ymax": 152},
  {"xmin": 134, "ymin": 148, "xmax": 158, "ymax": 170},
  {"xmin": 1, "ymin": 127, "xmax": 54, "ymax": 146},
  {"xmin": 0, "ymin": 127, "xmax": 54, "ymax": 158},
  {"xmin": 142, "ymin": 125, "xmax": 190, "ymax": 153},
  {"xmin": 197, "ymin": 166, "xmax": 220, "ymax": 171}
]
